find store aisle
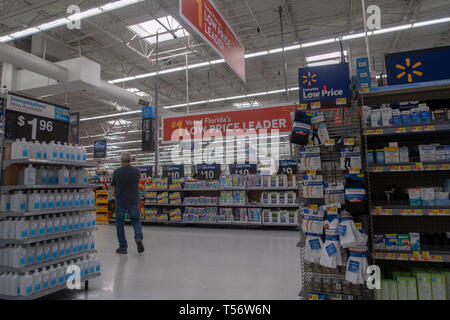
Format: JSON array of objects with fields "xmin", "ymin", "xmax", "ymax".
[{"xmin": 49, "ymin": 225, "xmax": 300, "ymax": 300}]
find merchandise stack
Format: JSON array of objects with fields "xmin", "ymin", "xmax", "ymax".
[
  {"xmin": 0, "ymin": 139, "xmax": 100, "ymax": 299},
  {"xmin": 361, "ymin": 82, "xmax": 450, "ymax": 300},
  {"xmin": 292, "ymin": 103, "xmax": 372, "ymax": 300}
]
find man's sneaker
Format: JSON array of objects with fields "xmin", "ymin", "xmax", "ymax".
[
  {"xmin": 136, "ymin": 240, "xmax": 145, "ymax": 253},
  {"xmin": 116, "ymin": 247, "xmax": 127, "ymax": 254}
]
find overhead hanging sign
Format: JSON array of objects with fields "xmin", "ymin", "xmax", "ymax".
[
  {"xmin": 162, "ymin": 105, "xmax": 295, "ymax": 142},
  {"xmin": 5, "ymin": 93, "xmax": 70, "ymax": 143},
  {"xmin": 180, "ymin": 0, "xmax": 245, "ymax": 82},
  {"xmin": 298, "ymin": 63, "xmax": 351, "ymax": 106},
  {"xmin": 94, "ymin": 140, "xmax": 107, "ymax": 158},
  {"xmin": 69, "ymin": 112, "xmax": 80, "ymax": 145},
  {"xmin": 385, "ymin": 46, "xmax": 450, "ymax": 86},
  {"xmin": 142, "ymin": 106, "xmax": 155, "ymax": 152}
]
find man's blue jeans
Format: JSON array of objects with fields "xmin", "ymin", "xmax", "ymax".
[{"xmin": 115, "ymin": 203, "xmax": 143, "ymax": 249}]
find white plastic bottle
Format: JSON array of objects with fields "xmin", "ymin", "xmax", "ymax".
[
  {"xmin": 43, "ymin": 242, "xmax": 50, "ymax": 261},
  {"xmin": 38, "ymin": 217, "xmax": 46, "ymax": 236},
  {"xmin": 12, "ymin": 245, "xmax": 27, "ymax": 268},
  {"xmin": 91, "ymin": 211, "xmax": 96, "ymax": 227},
  {"xmin": 58, "ymin": 166, "xmax": 69, "ymax": 185},
  {"xmin": 9, "ymin": 218, "xmax": 17, "ymax": 239},
  {"xmin": 88, "ymin": 233, "xmax": 95, "ymax": 250},
  {"xmin": 36, "ymin": 167, "xmax": 48, "ymax": 185},
  {"xmin": 20, "ymin": 272, "xmax": 33, "ymax": 296},
  {"xmin": 11, "ymin": 191, "xmax": 27, "ymax": 212},
  {"xmin": 29, "ymin": 218, "xmax": 38, "ymax": 238},
  {"xmin": 74, "ymin": 191, "xmax": 80, "ymax": 207},
  {"xmin": 11, "ymin": 139, "xmax": 21, "ymax": 159},
  {"xmin": 69, "ymin": 168, "xmax": 77, "ymax": 184},
  {"xmin": 77, "ymin": 168, "xmax": 88, "ymax": 185},
  {"xmin": 53, "ymin": 215, "xmax": 60, "ymax": 234},
  {"xmin": 40, "ymin": 190, "xmax": 48, "ymax": 210},
  {"xmin": 26, "ymin": 244, "xmax": 35, "ymax": 266},
  {"xmin": 33, "ymin": 270, "xmax": 42, "ymax": 293},
  {"xmin": 50, "ymin": 266, "xmax": 58, "ymax": 287},
  {"xmin": 73, "ymin": 215, "xmax": 80, "ymax": 230},
  {"xmin": 82, "ymin": 237, "xmax": 89, "ymax": 251},
  {"xmin": 61, "ymin": 214, "xmax": 68, "ymax": 233},
  {"xmin": 16, "ymin": 218, "xmax": 29, "ymax": 240},
  {"xmin": 55, "ymin": 191, "xmax": 61, "ymax": 209},
  {"xmin": 28, "ymin": 190, "xmax": 40, "ymax": 212},
  {"xmin": 58, "ymin": 240, "xmax": 65, "ymax": 258},
  {"xmin": 41, "ymin": 268, "xmax": 50, "ymax": 290},
  {"xmin": 47, "ymin": 191, "xmax": 55, "ymax": 210},
  {"xmin": 23, "ymin": 164, "xmax": 36, "ymax": 186},
  {"xmin": 49, "ymin": 141, "xmax": 58, "ymax": 161},
  {"xmin": 75, "ymin": 145, "xmax": 82, "ymax": 162},
  {"xmin": 79, "ymin": 190, "xmax": 86, "ymax": 206},
  {"xmin": 51, "ymin": 240, "xmax": 59, "ymax": 260},
  {"xmin": 77, "ymin": 238, "xmax": 83, "ymax": 252},
  {"xmin": 81, "ymin": 145, "xmax": 87, "ymax": 163},
  {"xmin": 67, "ymin": 191, "xmax": 74, "ymax": 208},
  {"xmin": 56, "ymin": 142, "xmax": 64, "ymax": 161},
  {"xmin": 94, "ymin": 255, "xmax": 100, "ymax": 273},
  {"xmin": 41, "ymin": 142, "xmax": 48, "ymax": 160},
  {"xmin": 61, "ymin": 191, "xmax": 68, "ymax": 208},
  {"xmin": 0, "ymin": 273, "xmax": 7, "ymax": 294},
  {"xmin": 1, "ymin": 194, "xmax": 11, "ymax": 212},
  {"xmin": 67, "ymin": 214, "xmax": 74, "ymax": 232},
  {"xmin": 65, "ymin": 239, "xmax": 71, "ymax": 256},
  {"xmin": 88, "ymin": 256, "xmax": 95, "ymax": 274},
  {"xmin": 70, "ymin": 144, "xmax": 76, "ymax": 162},
  {"xmin": 71, "ymin": 237, "xmax": 78, "ymax": 254},
  {"xmin": 34, "ymin": 141, "xmax": 43, "ymax": 160},
  {"xmin": 47, "ymin": 168, "xmax": 55, "ymax": 185},
  {"xmin": 63, "ymin": 143, "xmax": 71, "ymax": 161},
  {"xmin": 9, "ymin": 273, "xmax": 20, "ymax": 296},
  {"xmin": 35, "ymin": 244, "xmax": 43, "ymax": 264},
  {"xmin": 57, "ymin": 263, "xmax": 65, "ymax": 285},
  {"xmin": 45, "ymin": 215, "xmax": 53, "ymax": 235},
  {"xmin": 79, "ymin": 213, "xmax": 86, "ymax": 229}
]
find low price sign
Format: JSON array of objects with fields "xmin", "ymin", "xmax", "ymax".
[
  {"xmin": 229, "ymin": 163, "xmax": 257, "ymax": 175},
  {"xmin": 163, "ymin": 165, "xmax": 184, "ymax": 179},
  {"xmin": 197, "ymin": 164, "xmax": 221, "ymax": 180},
  {"xmin": 5, "ymin": 93, "xmax": 70, "ymax": 143},
  {"xmin": 277, "ymin": 160, "xmax": 298, "ymax": 175}
]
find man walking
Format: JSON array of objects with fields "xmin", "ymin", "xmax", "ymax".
[{"xmin": 110, "ymin": 152, "xmax": 144, "ymax": 254}]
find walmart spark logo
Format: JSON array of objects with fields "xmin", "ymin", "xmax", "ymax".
[
  {"xmin": 302, "ymin": 72, "xmax": 317, "ymax": 87},
  {"xmin": 396, "ymin": 58, "xmax": 423, "ymax": 83}
]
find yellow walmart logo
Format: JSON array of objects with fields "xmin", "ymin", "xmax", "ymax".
[
  {"xmin": 302, "ymin": 72, "xmax": 317, "ymax": 87},
  {"xmin": 396, "ymin": 58, "xmax": 423, "ymax": 83}
]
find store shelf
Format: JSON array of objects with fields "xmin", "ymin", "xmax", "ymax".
[
  {"xmin": 0, "ymin": 272, "xmax": 101, "ymax": 300},
  {"xmin": 143, "ymin": 202, "xmax": 299, "ymax": 208},
  {"xmin": 371, "ymin": 206, "xmax": 450, "ymax": 216},
  {"xmin": 145, "ymin": 187, "xmax": 299, "ymax": 192},
  {"xmin": 1, "ymin": 184, "xmax": 100, "ymax": 192},
  {"xmin": 359, "ymin": 79, "xmax": 450, "ymax": 104},
  {"xmin": 368, "ymin": 162, "xmax": 450, "ymax": 173},
  {"xmin": 0, "ymin": 206, "xmax": 95, "ymax": 218},
  {"xmin": 372, "ymin": 250, "xmax": 450, "ymax": 263},
  {"xmin": 111, "ymin": 219, "xmax": 298, "ymax": 228},
  {"xmin": 364, "ymin": 123, "xmax": 450, "ymax": 137},
  {"xmin": 2, "ymin": 159, "xmax": 99, "ymax": 169},
  {"xmin": 0, "ymin": 250, "xmax": 97, "ymax": 273},
  {"xmin": 0, "ymin": 227, "xmax": 97, "ymax": 247}
]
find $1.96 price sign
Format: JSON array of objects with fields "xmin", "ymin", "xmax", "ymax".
[{"xmin": 5, "ymin": 94, "xmax": 70, "ymax": 143}]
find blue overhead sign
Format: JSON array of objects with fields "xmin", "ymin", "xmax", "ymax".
[
  {"xmin": 299, "ymin": 63, "xmax": 350, "ymax": 105},
  {"xmin": 385, "ymin": 46, "xmax": 450, "ymax": 85}
]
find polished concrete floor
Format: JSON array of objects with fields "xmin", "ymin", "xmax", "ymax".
[{"xmin": 49, "ymin": 224, "xmax": 300, "ymax": 300}]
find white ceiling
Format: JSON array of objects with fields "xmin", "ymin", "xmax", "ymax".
[{"xmin": 1, "ymin": 0, "xmax": 450, "ymax": 166}]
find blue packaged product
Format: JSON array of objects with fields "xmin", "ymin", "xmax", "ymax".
[
  {"xmin": 402, "ymin": 111, "xmax": 411, "ymax": 125},
  {"xmin": 411, "ymin": 108, "xmax": 421, "ymax": 125},
  {"xmin": 420, "ymin": 104, "xmax": 431, "ymax": 124},
  {"xmin": 392, "ymin": 109, "xmax": 402, "ymax": 126},
  {"xmin": 367, "ymin": 150, "xmax": 375, "ymax": 164},
  {"xmin": 376, "ymin": 149, "xmax": 385, "ymax": 164}
]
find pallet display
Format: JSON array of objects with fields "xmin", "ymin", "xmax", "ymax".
[
  {"xmin": 95, "ymin": 190, "xmax": 109, "ymax": 222},
  {"xmin": 361, "ymin": 82, "xmax": 450, "ymax": 300},
  {"xmin": 295, "ymin": 103, "xmax": 372, "ymax": 300},
  {"xmin": 0, "ymin": 136, "xmax": 101, "ymax": 299}
]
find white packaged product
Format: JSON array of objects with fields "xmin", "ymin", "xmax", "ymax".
[
  {"xmin": 305, "ymin": 233, "xmax": 323, "ymax": 264},
  {"xmin": 302, "ymin": 175, "xmax": 324, "ymax": 198},
  {"xmin": 58, "ymin": 167, "xmax": 69, "ymax": 185},
  {"xmin": 371, "ymin": 109, "xmax": 382, "ymax": 128},
  {"xmin": 23, "ymin": 165, "xmax": 36, "ymax": 186},
  {"xmin": 319, "ymin": 230, "xmax": 345, "ymax": 269},
  {"xmin": 11, "ymin": 191, "xmax": 27, "ymax": 212},
  {"xmin": 20, "ymin": 272, "xmax": 33, "ymax": 296}
]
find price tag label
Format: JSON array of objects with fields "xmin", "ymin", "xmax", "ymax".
[
  {"xmin": 438, "ymin": 164, "xmax": 450, "ymax": 170},
  {"xmin": 424, "ymin": 125, "xmax": 436, "ymax": 131},
  {"xmin": 412, "ymin": 251, "xmax": 421, "ymax": 261},
  {"xmin": 327, "ymin": 207, "xmax": 338, "ymax": 214},
  {"xmin": 336, "ymin": 98, "xmax": 347, "ymax": 105},
  {"xmin": 306, "ymin": 170, "xmax": 317, "ymax": 176},
  {"xmin": 400, "ymin": 165, "xmax": 411, "ymax": 171},
  {"xmin": 412, "ymin": 126, "xmax": 423, "ymax": 132},
  {"xmin": 5, "ymin": 94, "xmax": 70, "ymax": 143},
  {"xmin": 422, "ymin": 251, "xmax": 430, "ymax": 261},
  {"xmin": 365, "ymin": 129, "xmax": 375, "ymax": 135},
  {"xmin": 308, "ymin": 204, "xmax": 318, "ymax": 210},
  {"xmin": 413, "ymin": 209, "xmax": 423, "ymax": 216},
  {"xmin": 413, "ymin": 163, "xmax": 424, "ymax": 171},
  {"xmin": 344, "ymin": 138, "xmax": 355, "ymax": 146},
  {"xmin": 381, "ymin": 209, "xmax": 392, "ymax": 215},
  {"xmin": 390, "ymin": 166, "xmax": 401, "ymax": 172},
  {"xmin": 324, "ymin": 139, "xmax": 335, "ymax": 146},
  {"xmin": 443, "ymin": 209, "xmax": 450, "ymax": 215},
  {"xmin": 373, "ymin": 206, "xmax": 382, "ymax": 215},
  {"xmin": 372, "ymin": 167, "xmax": 384, "ymax": 173},
  {"xmin": 374, "ymin": 252, "xmax": 383, "ymax": 259},
  {"xmin": 428, "ymin": 209, "xmax": 440, "ymax": 216},
  {"xmin": 349, "ymin": 167, "xmax": 361, "ymax": 174},
  {"xmin": 309, "ymin": 294, "xmax": 319, "ymax": 300},
  {"xmin": 311, "ymin": 102, "xmax": 321, "ymax": 109},
  {"xmin": 375, "ymin": 129, "xmax": 384, "ymax": 134},
  {"xmin": 432, "ymin": 255, "xmax": 443, "ymax": 262},
  {"xmin": 355, "ymin": 222, "xmax": 362, "ymax": 229},
  {"xmin": 395, "ymin": 127, "xmax": 407, "ymax": 133},
  {"xmin": 298, "ymin": 104, "xmax": 308, "ymax": 110},
  {"xmin": 385, "ymin": 253, "xmax": 396, "ymax": 260},
  {"xmin": 401, "ymin": 209, "xmax": 412, "ymax": 216},
  {"xmin": 398, "ymin": 253, "xmax": 409, "ymax": 260},
  {"xmin": 425, "ymin": 164, "xmax": 437, "ymax": 171}
]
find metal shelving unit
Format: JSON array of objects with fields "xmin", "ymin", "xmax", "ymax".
[
  {"xmin": 1, "ymin": 184, "xmax": 100, "ymax": 192},
  {"xmin": 2, "ymin": 159, "xmax": 99, "ymax": 169},
  {"xmin": 361, "ymin": 82, "xmax": 450, "ymax": 299},
  {"xmin": 0, "ymin": 206, "xmax": 95, "ymax": 218}
]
